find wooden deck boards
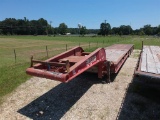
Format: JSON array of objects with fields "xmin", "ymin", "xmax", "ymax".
[{"xmin": 141, "ymin": 46, "xmax": 160, "ymax": 74}]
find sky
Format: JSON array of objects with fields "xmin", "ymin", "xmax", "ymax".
[{"xmin": 0, "ymin": 0, "xmax": 160, "ymax": 30}]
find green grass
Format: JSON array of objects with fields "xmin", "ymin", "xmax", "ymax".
[{"xmin": 0, "ymin": 35, "xmax": 159, "ymax": 103}]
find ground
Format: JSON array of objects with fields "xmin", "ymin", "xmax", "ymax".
[{"xmin": 0, "ymin": 50, "xmax": 160, "ymax": 120}]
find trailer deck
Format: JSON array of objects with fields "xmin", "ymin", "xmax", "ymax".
[
  {"xmin": 135, "ymin": 45, "xmax": 160, "ymax": 79},
  {"xmin": 87, "ymin": 44, "xmax": 134, "ymax": 74},
  {"xmin": 105, "ymin": 44, "xmax": 134, "ymax": 73}
]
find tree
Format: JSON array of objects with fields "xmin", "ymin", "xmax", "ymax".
[
  {"xmin": 119, "ymin": 25, "xmax": 132, "ymax": 35},
  {"xmin": 0, "ymin": 29, "xmax": 2, "ymax": 34},
  {"xmin": 138, "ymin": 30, "xmax": 145, "ymax": 36},
  {"xmin": 80, "ymin": 26, "xmax": 87, "ymax": 36},
  {"xmin": 100, "ymin": 22, "xmax": 111, "ymax": 36},
  {"xmin": 143, "ymin": 24, "xmax": 152, "ymax": 35},
  {"xmin": 58, "ymin": 23, "xmax": 68, "ymax": 35},
  {"xmin": 111, "ymin": 27, "xmax": 120, "ymax": 35},
  {"xmin": 68, "ymin": 28, "xmax": 78, "ymax": 34},
  {"xmin": 157, "ymin": 25, "xmax": 160, "ymax": 35},
  {"xmin": 0, "ymin": 17, "xmax": 51, "ymax": 35},
  {"xmin": 37, "ymin": 18, "xmax": 48, "ymax": 35}
]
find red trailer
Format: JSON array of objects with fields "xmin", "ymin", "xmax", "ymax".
[{"xmin": 26, "ymin": 44, "xmax": 134, "ymax": 83}]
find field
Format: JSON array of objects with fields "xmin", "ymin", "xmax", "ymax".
[{"xmin": 0, "ymin": 35, "xmax": 160, "ymax": 103}]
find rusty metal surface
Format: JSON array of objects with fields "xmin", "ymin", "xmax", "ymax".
[
  {"xmin": 26, "ymin": 47, "xmax": 106, "ymax": 82},
  {"xmin": 135, "ymin": 71, "xmax": 160, "ymax": 79},
  {"xmin": 26, "ymin": 44, "xmax": 134, "ymax": 82},
  {"xmin": 105, "ymin": 44, "xmax": 134, "ymax": 73},
  {"xmin": 26, "ymin": 46, "xmax": 84, "ymax": 82},
  {"xmin": 135, "ymin": 45, "xmax": 160, "ymax": 79},
  {"xmin": 59, "ymin": 56, "xmax": 86, "ymax": 63},
  {"xmin": 105, "ymin": 44, "xmax": 133, "ymax": 63},
  {"xmin": 105, "ymin": 44, "xmax": 133, "ymax": 50}
]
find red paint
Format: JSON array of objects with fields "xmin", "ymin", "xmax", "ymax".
[{"xmin": 26, "ymin": 44, "xmax": 134, "ymax": 82}]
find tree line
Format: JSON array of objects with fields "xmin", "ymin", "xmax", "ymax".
[
  {"xmin": 0, "ymin": 18, "xmax": 53, "ymax": 35},
  {"xmin": 100, "ymin": 22, "xmax": 160, "ymax": 36},
  {"xmin": 0, "ymin": 17, "xmax": 160, "ymax": 36}
]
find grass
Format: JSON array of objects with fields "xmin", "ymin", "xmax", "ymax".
[{"xmin": 0, "ymin": 35, "xmax": 159, "ymax": 103}]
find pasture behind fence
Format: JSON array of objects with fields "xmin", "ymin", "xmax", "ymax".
[
  {"xmin": 2, "ymin": 37, "xmax": 156, "ymax": 68},
  {"xmin": 9, "ymin": 42, "xmax": 99, "ymax": 66}
]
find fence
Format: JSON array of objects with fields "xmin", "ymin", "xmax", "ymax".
[{"xmin": 1, "ymin": 38, "xmax": 144, "ymax": 68}]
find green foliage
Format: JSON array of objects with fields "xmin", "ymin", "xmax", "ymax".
[
  {"xmin": 119, "ymin": 31, "xmax": 123, "ymax": 36},
  {"xmin": 80, "ymin": 26, "xmax": 87, "ymax": 36},
  {"xmin": 0, "ymin": 63, "xmax": 30, "ymax": 102},
  {"xmin": 138, "ymin": 30, "xmax": 145, "ymax": 36},
  {"xmin": 157, "ymin": 25, "xmax": 160, "ymax": 34},
  {"xmin": 58, "ymin": 23, "xmax": 68, "ymax": 35},
  {"xmin": 143, "ymin": 24, "xmax": 152, "ymax": 35},
  {"xmin": 0, "ymin": 18, "xmax": 159, "ymax": 36},
  {"xmin": 111, "ymin": 27, "xmax": 119, "ymax": 35},
  {"xmin": 120, "ymin": 25, "xmax": 132, "ymax": 35},
  {"xmin": 111, "ymin": 25, "xmax": 132, "ymax": 35},
  {"xmin": 0, "ymin": 29, "xmax": 2, "ymax": 34},
  {"xmin": 100, "ymin": 22, "xmax": 111, "ymax": 36},
  {"xmin": 0, "ymin": 18, "xmax": 50, "ymax": 35}
]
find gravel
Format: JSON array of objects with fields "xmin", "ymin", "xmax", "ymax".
[{"xmin": 1, "ymin": 50, "xmax": 160, "ymax": 120}]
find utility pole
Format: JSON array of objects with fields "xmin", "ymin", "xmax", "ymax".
[
  {"xmin": 78, "ymin": 23, "xmax": 81, "ymax": 36},
  {"xmin": 50, "ymin": 21, "xmax": 52, "ymax": 28},
  {"xmin": 129, "ymin": 22, "xmax": 131, "ymax": 35}
]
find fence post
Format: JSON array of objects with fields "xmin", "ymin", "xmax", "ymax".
[
  {"xmin": 14, "ymin": 49, "xmax": 16, "ymax": 63},
  {"xmin": 46, "ymin": 46, "xmax": 48, "ymax": 58},
  {"xmin": 103, "ymin": 40, "xmax": 104, "ymax": 47},
  {"xmin": 66, "ymin": 44, "xmax": 67, "ymax": 51},
  {"xmin": 142, "ymin": 41, "xmax": 143, "ymax": 50}
]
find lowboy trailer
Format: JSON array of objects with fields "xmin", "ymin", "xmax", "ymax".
[{"xmin": 26, "ymin": 44, "xmax": 134, "ymax": 83}]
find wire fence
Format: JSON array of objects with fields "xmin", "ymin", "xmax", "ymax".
[{"xmin": 2, "ymin": 37, "xmax": 158, "ymax": 68}]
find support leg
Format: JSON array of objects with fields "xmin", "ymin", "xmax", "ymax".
[
  {"xmin": 107, "ymin": 61, "xmax": 111, "ymax": 83},
  {"xmin": 98, "ymin": 62, "xmax": 103, "ymax": 78}
]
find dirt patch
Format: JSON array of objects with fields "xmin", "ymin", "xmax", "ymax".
[{"xmin": 1, "ymin": 50, "xmax": 159, "ymax": 120}]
